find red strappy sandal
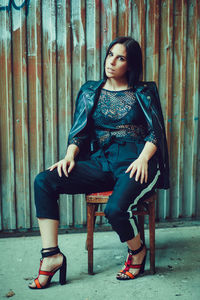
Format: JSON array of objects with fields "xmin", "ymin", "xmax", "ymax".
[
  {"xmin": 29, "ymin": 246, "xmax": 67, "ymax": 289},
  {"xmin": 116, "ymin": 244, "xmax": 146, "ymax": 280}
]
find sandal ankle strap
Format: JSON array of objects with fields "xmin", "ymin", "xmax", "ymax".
[
  {"xmin": 128, "ymin": 243, "xmax": 144, "ymax": 255},
  {"xmin": 41, "ymin": 246, "xmax": 60, "ymax": 258}
]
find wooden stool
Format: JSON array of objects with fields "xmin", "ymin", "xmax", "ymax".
[{"xmin": 86, "ymin": 191, "xmax": 157, "ymax": 275}]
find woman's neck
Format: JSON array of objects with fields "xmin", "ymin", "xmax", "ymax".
[{"xmin": 103, "ymin": 78, "xmax": 129, "ymax": 91}]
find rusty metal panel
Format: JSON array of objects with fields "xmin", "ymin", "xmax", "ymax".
[{"xmin": 0, "ymin": 0, "xmax": 199, "ymax": 232}]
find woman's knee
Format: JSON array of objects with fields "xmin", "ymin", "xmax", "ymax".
[
  {"xmin": 104, "ymin": 204, "xmax": 122, "ymax": 224},
  {"xmin": 34, "ymin": 171, "xmax": 60, "ymax": 219},
  {"xmin": 34, "ymin": 171, "xmax": 46, "ymax": 186},
  {"xmin": 34, "ymin": 171, "xmax": 50, "ymax": 191}
]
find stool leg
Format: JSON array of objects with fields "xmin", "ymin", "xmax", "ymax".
[
  {"xmin": 138, "ymin": 203, "xmax": 145, "ymax": 245},
  {"xmin": 93, "ymin": 204, "xmax": 99, "ymax": 229},
  {"xmin": 87, "ymin": 203, "xmax": 96, "ymax": 275},
  {"xmin": 86, "ymin": 204, "xmax": 99, "ymax": 250},
  {"xmin": 149, "ymin": 199, "xmax": 156, "ymax": 274}
]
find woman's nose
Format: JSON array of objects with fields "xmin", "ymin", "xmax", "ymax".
[{"xmin": 110, "ymin": 57, "xmax": 115, "ymax": 65}]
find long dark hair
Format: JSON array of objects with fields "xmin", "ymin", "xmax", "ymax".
[{"xmin": 103, "ymin": 36, "xmax": 143, "ymax": 87}]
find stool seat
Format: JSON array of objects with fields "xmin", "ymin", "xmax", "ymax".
[
  {"xmin": 86, "ymin": 191, "xmax": 156, "ymax": 275},
  {"xmin": 86, "ymin": 191, "xmax": 113, "ymax": 203}
]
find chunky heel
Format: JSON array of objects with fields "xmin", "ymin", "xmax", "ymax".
[
  {"xmin": 59, "ymin": 255, "xmax": 67, "ymax": 285},
  {"xmin": 139, "ymin": 254, "xmax": 146, "ymax": 274},
  {"xmin": 29, "ymin": 246, "xmax": 67, "ymax": 289}
]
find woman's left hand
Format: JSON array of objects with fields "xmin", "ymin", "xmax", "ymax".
[{"xmin": 125, "ymin": 157, "xmax": 148, "ymax": 184}]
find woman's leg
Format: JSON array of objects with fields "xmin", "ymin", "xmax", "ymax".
[
  {"xmin": 104, "ymin": 158, "xmax": 159, "ymax": 279},
  {"xmin": 122, "ymin": 234, "xmax": 146, "ymax": 278},
  {"xmin": 30, "ymin": 160, "xmax": 115, "ymax": 288},
  {"xmin": 29, "ymin": 219, "xmax": 63, "ymax": 288},
  {"xmin": 39, "ymin": 218, "xmax": 59, "ymax": 248}
]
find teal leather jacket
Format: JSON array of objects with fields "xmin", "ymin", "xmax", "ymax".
[{"xmin": 68, "ymin": 80, "xmax": 170, "ymax": 189}]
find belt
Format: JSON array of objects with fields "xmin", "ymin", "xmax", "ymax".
[{"xmin": 91, "ymin": 135, "xmax": 144, "ymax": 151}]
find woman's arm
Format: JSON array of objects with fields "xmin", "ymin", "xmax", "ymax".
[
  {"xmin": 65, "ymin": 144, "xmax": 80, "ymax": 160},
  {"xmin": 125, "ymin": 141, "xmax": 157, "ymax": 184},
  {"xmin": 49, "ymin": 144, "xmax": 80, "ymax": 177}
]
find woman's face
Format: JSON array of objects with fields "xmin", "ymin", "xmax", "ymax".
[{"xmin": 105, "ymin": 43, "xmax": 129, "ymax": 81}]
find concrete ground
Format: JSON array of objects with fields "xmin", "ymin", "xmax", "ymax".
[{"xmin": 0, "ymin": 225, "xmax": 200, "ymax": 300}]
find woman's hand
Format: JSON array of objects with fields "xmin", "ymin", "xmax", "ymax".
[
  {"xmin": 48, "ymin": 144, "xmax": 79, "ymax": 177},
  {"xmin": 48, "ymin": 156, "xmax": 75, "ymax": 177},
  {"xmin": 125, "ymin": 141, "xmax": 157, "ymax": 184},
  {"xmin": 125, "ymin": 156, "xmax": 148, "ymax": 184}
]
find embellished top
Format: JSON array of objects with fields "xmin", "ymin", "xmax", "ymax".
[{"xmin": 69, "ymin": 88, "xmax": 157, "ymax": 148}]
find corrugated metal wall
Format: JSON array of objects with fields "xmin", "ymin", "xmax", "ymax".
[{"xmin": 0, "ymin": 0, "xmax": 199, "ymax": 232}]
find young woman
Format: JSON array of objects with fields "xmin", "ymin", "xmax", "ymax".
[{"xmin": 29, "ymin": 36, "xmax": 169, "ymax": 289}]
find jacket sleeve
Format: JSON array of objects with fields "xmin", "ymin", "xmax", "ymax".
[
  {"xmin": 150, "ymin": 82, "xmax": 170, "ymax": 189},
  {"xmin": 135, "ymin": 81, "xmax": 170, "ymax": 189},
  {"xmin": 144, "ymin": 121, "xmax": 158, "ymax": 146},
  {"xmin": 68, "ymin": 126, "xmax": 90, "ymax": 149},
  {"xmin": 67, "ymin": 83, "xmax": 92, "ymax": 155}
]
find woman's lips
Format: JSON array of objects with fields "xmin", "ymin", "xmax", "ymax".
[{"xmin": 106, "ymin": 67, "xmax": 115, "ymax": 73}]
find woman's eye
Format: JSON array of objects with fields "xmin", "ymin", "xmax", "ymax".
[{"xmin": 119, "ymin": 57, "xmax": 125, "ymax": 61}]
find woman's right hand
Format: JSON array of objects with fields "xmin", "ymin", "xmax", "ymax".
[{"xmin": 48, "ymin": 156, "xmax": 75, "ymax": 177}]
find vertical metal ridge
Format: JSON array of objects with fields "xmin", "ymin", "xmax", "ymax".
[
  {"xmin": 152, "ymin": 0, "xmax": 160, "ymax": 83},
  {"xmin": 194, "ymin": 0, "xmax": 200, "ymax": 216},
  {"xmin": 27, "ymin": 0, "xmax": 44, "ymax": 228},
  {"xmin": 0, "ymin": 6, "xmax": 16, "ymax": 230},
  {"xmin": 164, "ymin": 0, "xmax": 174, "ymax": 220},
  {"xmin": 190, "ymin": 0, "xmax": 200, "ymax": 216},
  {"xmin": 11, "ymin": 3, "xmax": 30, "ymax": 229},
  {"xmin": 42, "ymin": 0, "xmax": 57, "ymax": 168},
  {"xmin": 71, "ymin": 0, "xmax": 87, "ymax": 226},
  {"xmin": 56, "ymin": 0, "xmax": 73, "ymax": 227},
  {"xmin": 177, "ymin": 0, "xmax": 187, "ymax": 217},
  {"xmin": 138, "ymin": 0, "xmax": 146, "ymax": 80},
  {"xmin": 170, "ymin": 0, "xmax": 184, "ymax": 218}
]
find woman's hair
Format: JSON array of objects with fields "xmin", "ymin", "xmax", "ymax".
[{"xmin": 103, "ymin": 36, "xmax": 143, "ymax": 87}]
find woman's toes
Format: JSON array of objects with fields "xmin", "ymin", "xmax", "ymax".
[
  {"xmin": 116, "ymin": 272, "xmax": 126, "ymax": 279},
  {"xmin": 28, "ymin": 281, "xmax": 36, "ymax": 288}
]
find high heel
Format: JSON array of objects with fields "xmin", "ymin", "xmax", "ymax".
[
  {"xmin": 29, "ymin": 246, "xmax": 67, "ymax": 289},
  {"xmin": 116, "ymin": 244, "xmax": 146, "ymax": 280}
]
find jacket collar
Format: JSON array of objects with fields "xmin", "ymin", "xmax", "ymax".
[
  {"xmin": 85, "ymin": 79, "xmax": 151, "ymax": 93},
  {"xmin": 83, "ymin": 79, "xmax": 105, "ymax": 92}
]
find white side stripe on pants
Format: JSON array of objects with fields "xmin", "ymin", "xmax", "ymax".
[{"xmin": 128, "ymin": 169, "xmax": 161, "ymax": 236}]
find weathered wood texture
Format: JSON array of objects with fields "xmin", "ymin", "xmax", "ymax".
[{"xmin": 0, "ymin": 0, "xmax": 199, "ymax": 231}]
